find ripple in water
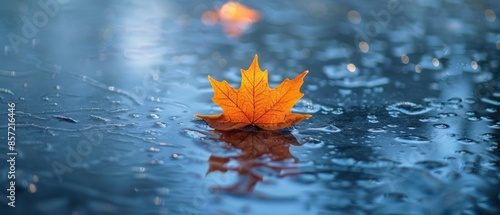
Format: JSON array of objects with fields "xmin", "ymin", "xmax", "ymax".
[
  {"xmin": 387, "ymin": 102, "xmax": 432, "ymax": 115},
  {"xmin": 395, "ymin": 135, "xmax": 431, "ymax": 144}
]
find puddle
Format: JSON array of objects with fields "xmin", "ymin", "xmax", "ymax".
[{"xmin": 0, "ymin": 0, "xmax": 499, "ymax": 215}]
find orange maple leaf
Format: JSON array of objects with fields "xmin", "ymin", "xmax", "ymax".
[{"xmin": 195, "ymin": 55, "xmax": 311, "ymax": 131}]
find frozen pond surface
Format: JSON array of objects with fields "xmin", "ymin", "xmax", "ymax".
[{"xmin": 0, "ymin": 0, "xmax": 499, "ymax": 214}]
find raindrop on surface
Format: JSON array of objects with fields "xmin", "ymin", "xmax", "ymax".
[
  {"xmin": 395, "ymin": 135, "xmax": 431, "ymax": 144},
  {"xmin": 481, "ymin": 116, "xmax": 495, "ymax": 121},
  {"xmin": 367, "ymin": 115, "xmax": 377, "ymax": 119},
  {"xmin": 152, "ymin": 107, "xmax": 164, "ymax": 112},
  {"xmin": 301, "ymin": 137, "xmax": 325, "ymax": 148},
  {"xmin": 387, "ymin": 102, "xmax": 432, "ymax": 115},
  {"xmin": 433, "ymin": 123, "xmax": 450, "ymax": 129},
  {"xmin": 486, "ymin": 107, "xmax": 497, "ymax": 113},
  {"xmin": 447, "ymin": 103, "xmax": 463, "ymax": 109},
  {"xmin": 148, "ymin": 114, "xmax": 160, "ymax": 119},
  {"xmin": 438, "ymin": 112, "xmax": 457, "ymax": 117},
  {"xmin": 430, "ymin": 100, "xmax": 445, "ymax": 108},
  {"xmin": 465, "ymin": 111, "xmax": 477, "ymax": 116},
  {"xmin": 489, "ymin": 124, "xmax": 500, "ymax": 129},
  {"xmin": 368, "ymin": 119, "xmax": 379, "ymax": 123},
  {"xmin": 171, "ymin": 153, "xmax": 185, "ymax": 159},
  {"xmin": 447, "ymin": 97, "xmax": 462, "ymax": 104},
  {"xmin": 419, "ymin": 116, "xmax": 439, "ymax": 122},
  {"xmin": 292, "ymin": 99, "xmax": 321, "ymax": 113},
  {"xmin": 480, "ymin": 133, "xmax": 496, "ymax": 140},
  {"xmin": 153, "ymin": 122, "xmax": 167, "ymax": 128},
  {"xmin": 388, "ymin": 111, "xmax": 400, "ymax": 117},
  {"xmin": 464, "ymin": 98, "xmax": 476, "ymax": 104},
  {"xmin": 148, "ymin": 147, "xmax": 160, "ymax": 152},
  {"xmin": 307, "ymin": 124, "xmax": 341, "ymax": 133},
  {"xmin": 456, "ymin": 138, "xmax": 479, "ymax": 145},
  {"xmin": 467, "ymin": 116, "xmax": 481, "ymax": 121},
  {"xmin": 332, "ymin": 108, "xmax": 344, "ymax": 115},
  {"xmin": 368, "ymin": 128, "xmax": 386, "ymax": 133},
  {"xmin": 129, "ymin": 113, "xmax": 141, "ymax": 118}
]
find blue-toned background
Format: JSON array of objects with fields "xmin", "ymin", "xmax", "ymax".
[{"xmin": 0, "ymin": 0, "xmax": 499, "ymax": 214}]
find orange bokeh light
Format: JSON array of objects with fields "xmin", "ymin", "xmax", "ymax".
[{"xmin": 201, "ymin": 1, "xmax": 261, "ymax": 37}]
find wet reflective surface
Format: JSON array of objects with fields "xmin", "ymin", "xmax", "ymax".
[{"xmin": 0, "ymin": 0, "xmax": 499, "ymax": 214}]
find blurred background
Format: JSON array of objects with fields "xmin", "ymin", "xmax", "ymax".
[{"xmin": 0, "ymin": 0, "xmax": 499, "ymax": 214}]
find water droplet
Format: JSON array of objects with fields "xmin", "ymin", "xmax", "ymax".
[
  {"xmin": 489, "ymin": 124, "xmax": 500, "ymax": 129},
  {"xmin": 129, "ymin": 113, "xmax": 141, "ymax": 118},
  {"xmin": 153, "ymin": 121, "xmax": 167, "ymax": 128},
  {"xmin": 367, "ymin": 115, "xmax": 377, "ymax": 119},
  {"xmin": 480, "ymin": 116, "xmax": 495, "ymax": 121},
  {"xmin": 148, "ymin": 114, "xmax": 160, "ymax": 119},
  {"xmin": 486, "ymin": 107, "xmax": 497, "ymax": 113},
  {"xmin": 465, "ymin": 111, "xmax": 477, "ymax": 116},
  {"xmin": 464, "ymin": 97, "xmax": 476, "ymax": 104},
  {"xmin": 455, "ymin": 150, "xmax": 474, "ymax": 155},
  {"xmin": 480, "ymin": 133, "xmax": 496, "ymax": 140},
  {"xmin": 292, "ymin": 99, "xmax": 321, "ymax": 113},
  {"xmin": 456, "ymin": 138, "xmax": 478, "ymax": 145},
  {"xmin": 395, "ymin": 135, "xmax": 431, "ymax": 144},
  {"xmin": 307, "ymin": 124, "xmax": 341, "ymax": 133},
  {"xmin": 301, "ymin": 137, "xmax": 325, "ymax": 148},
  {"xmin": 467, "ymin": 116, "xmax": 481, "ymax": 121},
  {"xmin": 152, "ymin": 107, "xmax": 164, "ymax": 112},
  {"xmin": 433, "ymin": 123, "xmax": 449, "ymax": 129},
  {"xmin": 419, "ymin": 116, "xmax": 439, "ymax": 122},
  {"xmin": 430, "ymin": 100, "xmax": 445, "ymax": 108},
  {"xmin": 368, "ymin": 128, "xmax": 386, "ymax": 133},
  {"xmin": 171, "ymin": 153, "xmax": 185, "ymax": 159},
  {"xmin": 332, "ymin": 108, "xmax": 344, "ymax": 115},
  {"xmin": 387, "ymin": 102, "xmax": 432, "ymax": 115},
  {"xmin": 447, "ymin": 103, "xmax": 463, "ymax": 109},
  {"xmin": 438, "ymin": 112, "xmax": 457, "ymax": 117},
  {"xmin": 447, "ymin": 97, "xmax": 462, "ymax": 104},
  {"xmin": 388, "ymin": 111, "xmax": 400, "ymax": 117},
  {"xmin": 148, "ymin": 147, "xmax": 160, "ymax": 152}
]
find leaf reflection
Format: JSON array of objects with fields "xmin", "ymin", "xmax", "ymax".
[{"xmin": 207, "ymin": 128, "xmax": 300, "ymax": 194}]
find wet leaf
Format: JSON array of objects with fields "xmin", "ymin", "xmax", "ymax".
[{"xmin": 195, "ymin": 55, "xmax": 311, "ymax": 131}]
